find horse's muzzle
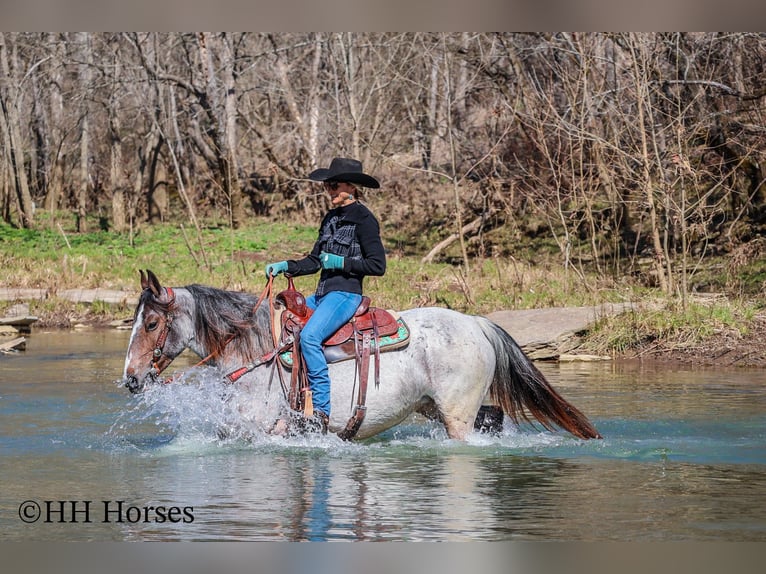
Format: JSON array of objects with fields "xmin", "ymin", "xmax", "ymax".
[{"xmin": 124, "ymin": 375, "xmax": 144, "ymax": 394}]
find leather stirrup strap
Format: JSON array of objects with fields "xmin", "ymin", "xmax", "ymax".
[
  {"xmin": 288, "ymin": 326, "xmax": 302, "ymax": 411},
  {"xmin": 337, "ymin": 327, "xmax": 371, "ymax": 441},
  {"xmin": 372, "ymin": 313, "xmax": 381, "ymax": 388},
  {"xmin": 287, "ymin": 327, "xmax": 313, "ymax": 416}
]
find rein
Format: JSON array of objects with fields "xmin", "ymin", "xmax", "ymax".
[
  {"xmin": 147, "ymin": 275, "xmax": 378, "ymax": 440},
  {"xmin": 157, "ymin": 276, "xmax": 280, "ymax": 385}
]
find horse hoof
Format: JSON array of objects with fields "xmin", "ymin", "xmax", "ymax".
[{"xmin": 474, "ymin": 405, "xmax": 504, "ymax": 434}]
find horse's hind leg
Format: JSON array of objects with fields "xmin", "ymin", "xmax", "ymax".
[
  {"xmin": 474, "ymin": 405, "xmax": 504, "ymax": 434},
  {"xmin": 440, "ymin": 412, "xmax": 474, "ymax": 440},
  {"xmin": 438, "ymin": 397, "xmax": 485, "ymax": 440},
  {"xmin": 417, "ymin": 399, "xmax": 478, "ymax": 439},
  {"xmin": 444, "ymin": 404, "xmax": 504, "ymax": 439},
  {"xmin": 416, "ymin": 393, "xmax": 473, "ymax": 439},
  {"xmin": 432, "ymin": 372, "xmax": 496, "ymax": 440}
]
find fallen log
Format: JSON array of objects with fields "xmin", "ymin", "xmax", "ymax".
[{"xmin": 421, "ymin": 209, "xmax": 498, "ymax": 264}]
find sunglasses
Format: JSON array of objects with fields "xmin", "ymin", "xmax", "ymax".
[{"xmin": 324, "ymin": 181, "xmax": 341, "ymax": 190}]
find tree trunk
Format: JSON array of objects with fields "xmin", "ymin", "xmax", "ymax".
[
  {"xmin": 221, "ymin": 34, "xmax": 244, "ymax": 228},
  {"xmin": 75, "ymin": 32, "xmax": 91, "ymax": 233},
  {"xmin": 425, "ymin": 47, "xmax": 440, "ymax": 170},
  {"xmin": 109, "ymin": 37, "xmax": 127, "ymax": 232},
  {"xmin": 267, "ymin": 33, "xmax": 312, "ymax": 172},
  {"xmin": 630, "ymin": 34, "xmax": 669, "ymax": 293},
  {"xmin": 340, "ymin": 33, "xmax": 361, "ymax": 160},
  {"xmin": 307, "ymin": 33, "xmax": 322, "ymax": 167},
  {"xmin": 199, "ymin": 32, "xmax": 244, "ymax": 228},
  {"xmin": 147, "ymin": 130, "xmax": 166, "ymax": 223},
  {"xmin": 109, "ymin": 116, "xmax": 127, "ymax": 231},
  {"xmin": 1, "ymin": 156, "xmax": 10, "ymax": 222},
  {"xmin": 0, "ymin": 32, "xmax": 35, "ymax": 228},
  {"xmin": 43, "ymin": 34, "xmax": 66, "ymax": 218}
]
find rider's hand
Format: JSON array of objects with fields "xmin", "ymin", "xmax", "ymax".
[
  {"xmin": 265, "ymin": 261, "xmax": 288, "ymax": 277},
  {"xmin": 320, "ymin": 252, "xmax": 345, "ymax": 271}
]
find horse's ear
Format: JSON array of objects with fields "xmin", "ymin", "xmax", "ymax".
[
  {"xmin": 145, "ymin": 269, "xmax": 162, "ymax": 298},
  {"xmin": 139, "ymin": 269, "xmax": 149, "ymax": 291}
]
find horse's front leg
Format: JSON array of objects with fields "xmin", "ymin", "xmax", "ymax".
[{"xmin": 224, "ymin": 370, "xmax": 287, "ymax": 437}]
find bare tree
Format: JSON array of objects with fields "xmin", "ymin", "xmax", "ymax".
[
  {"xmin": 3, "ymin": 31, "xmax": 766, "ymax": 294},
  {"xmin": 0, "ymin": 32, "xmax": 35, "ymax": 227}
]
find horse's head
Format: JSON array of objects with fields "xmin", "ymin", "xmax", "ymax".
[{"xmin": 122, "ymin": 269, "xmax": 190, "ymax": 393}]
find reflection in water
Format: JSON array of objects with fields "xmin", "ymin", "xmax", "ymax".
[{"xmin": 1, "ymin": 331, "xmax": 765, "ymax": 541}]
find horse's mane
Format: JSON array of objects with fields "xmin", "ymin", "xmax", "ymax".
[{"xmin": 186, "ymin": 284, "xmax": 273, "ymax": 362}]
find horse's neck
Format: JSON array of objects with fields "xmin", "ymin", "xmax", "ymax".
[
  {"xmin": 177, "ymin": 289, "xmax": 208, "ymax": 361},
  {"xmin": 186, "ymin": 287, "xmax": 275, "ymax": 370}
]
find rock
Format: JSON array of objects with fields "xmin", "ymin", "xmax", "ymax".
[
  {"xmin": 0, "ymin": 325, "xmax": 20, "ymax": 336},
  {"xmin": 485, "ymin": 303, "xmax": 634, "ymax": 360},
  {"xmin": 558, "ymin": 353, "xmax": 613, "ymax": 362},
  {"xmin": 0, "ymin": 336, "xmax": 26, "ymax": 353},
  {"xmin": 109, "ymin": 318, "xmax": 134, "ymax": 329},
  {"xmin": 0, "ymin": 315, "xmax": 39, "ymax": 334}
]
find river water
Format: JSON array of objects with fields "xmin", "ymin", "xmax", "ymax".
[{"xmin": 1, "ymin": 330, "xmax": 765, "ymax": 541}]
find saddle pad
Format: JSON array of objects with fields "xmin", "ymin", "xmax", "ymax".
[{"xmin": 279, "ymin": 316, "xmax": 410, "ymax": 368}]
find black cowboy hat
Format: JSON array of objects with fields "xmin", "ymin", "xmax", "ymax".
[{"xmin": 308, "ymin": 157, "xmax": 380, "ymax": 189}]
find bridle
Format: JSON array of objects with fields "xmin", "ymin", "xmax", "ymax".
[{"xmin": 148, "ymin": 287, "xmax": 176, "ymax": 377}]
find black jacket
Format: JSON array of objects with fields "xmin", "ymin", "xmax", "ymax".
[{"xmin": 286, "ymin": 201, "xmax": 386, "ymax": 296}]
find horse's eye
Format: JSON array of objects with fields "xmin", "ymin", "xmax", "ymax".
[{"xmin": 146, "ymin": 320, "xmax": 159, "ymax": 332}]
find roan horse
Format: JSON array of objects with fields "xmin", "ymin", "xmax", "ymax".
[{"xmin": 122, "ymin": 269, "xmax": 602, "ymax": 441}]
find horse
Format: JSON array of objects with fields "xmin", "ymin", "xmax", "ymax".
[{"xmin": 121, "ymin": 269, "xmax": 602, "ymax": 441}]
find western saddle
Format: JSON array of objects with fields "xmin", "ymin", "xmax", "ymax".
[{"xmin": 273, "ymin": 277, "xmax": 407, "ymax": 440}]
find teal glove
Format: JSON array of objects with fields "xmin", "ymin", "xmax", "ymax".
[
  {"xmin": 265, "ymin": 261, "xmax": 288, "ymax": 277},
  {"xmin": 320, "ymin": 251, "xmax": 345, "ymax": 271}
]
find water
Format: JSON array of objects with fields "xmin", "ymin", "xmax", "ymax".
[{"xmin": 1, "ymin": 330, "xmax": 765, "ymax": 541}]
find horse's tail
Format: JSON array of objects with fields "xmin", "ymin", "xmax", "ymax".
[{"xmin": 475, "ymin": 316, "xmax": 602, "ymax": 440}]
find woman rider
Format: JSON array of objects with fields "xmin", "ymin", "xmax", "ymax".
[{"xmin": 265, "ymin": 157, "xmax": 386, "ymax": 433}]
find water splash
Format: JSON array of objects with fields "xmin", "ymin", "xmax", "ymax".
[
  {"xmin": 109, "ymin": 366, "xmax": 272, "ymax": 449},
  {"xmin": 108, "ymin": 369, "xmax": 603, "ymax": 457},
  {"xmin": 108, "ymin": 367, "xmax": 383, "ymax": 455}
]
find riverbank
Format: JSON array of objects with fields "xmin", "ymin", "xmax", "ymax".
[
  {"xmin": 3, "ymin": 221, "xmax": 765, "ymax": 369},
  {"xmin": 4, "ymin": 289, "xmax": 766, "ymax": 368},
  {"xmin": 619, "ymin": 312, "xmax": 766, "ymax": 368}
]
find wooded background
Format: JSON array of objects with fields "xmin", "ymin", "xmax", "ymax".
[{"xmin": 1, "ymin": 32, "xmax": 765, "ymax": 293}]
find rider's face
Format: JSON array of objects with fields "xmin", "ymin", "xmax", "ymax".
[{"xmin": 325, "ymin": 181, "xmax": 354, "ymax": 206}]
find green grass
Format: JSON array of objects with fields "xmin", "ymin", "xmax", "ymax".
[
  {"xmin": 0, "ymin": 220, "xmax": 318, "ymax": 292},
  {"xmin": 3, "ymin": 217, "xmax": 766, "ymax": 355},
  {"xmin": 583, "ymin": 298, "xmax": 762, "ymax": 353},
  {"xmin": 0, "ymin": 219, "xmax": 629, "ymax": 315}
]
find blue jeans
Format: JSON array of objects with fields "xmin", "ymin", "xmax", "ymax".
[{"xmin": 301, "ymin": 290, "xmax": 362, "ymax": 417}]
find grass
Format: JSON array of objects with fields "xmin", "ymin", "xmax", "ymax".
[
  {"xmin": 0, "ymin": 218, "xmax": 629, "ymax": 315},
  {"xmin": 2, "ymin": 216, "xmax": 766, "ymax": 355},
  {"xmin": 0, "ymin": 219, "xmax": 316, "ymax": 292},
  {"xmin": 583, "ymin": 297, "xmax": 762, "ymax": 354}
]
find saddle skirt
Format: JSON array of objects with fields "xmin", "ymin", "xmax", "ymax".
[{"xmin": 274, "ymin": 284, "xmax": 410, "ymax": 367}]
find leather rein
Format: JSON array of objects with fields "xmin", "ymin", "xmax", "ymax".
[
  {"xmin": 152, "ymin": 277, "xmax": 285, "ymax": 385},
  {"xmin": 146, "ymin": 276, "xmax": 376, "ymax": 440}
]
